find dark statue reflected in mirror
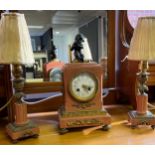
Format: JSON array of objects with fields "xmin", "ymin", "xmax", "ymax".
[
  {"xmin": 70, "ymin": 34, "xmax": 85, "ymax": 62},
  {"xmin": 19, "ymin": 10, "xmax": 108, "ymax": 82}
]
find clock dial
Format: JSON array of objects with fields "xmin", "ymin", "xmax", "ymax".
[{"xmin": 69, "ymin": 72, "xmax": 98, "ymax": 102}]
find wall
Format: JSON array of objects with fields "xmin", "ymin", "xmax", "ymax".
[
  {"xmin": 79, "ymin": 18, "xmax": 99, "ymax": 62},
  {"xmin": 53, "ymin": 27, "xmax": 79, "ymax": 63},
  {"xmin": 41, "ymin": 28, "xmax": 53, "ymax": 61},
  {"xmin": 53, "ymin": 35, "xmax": 68, "ymax": 62},
  {"xmin": 41, "ymin": 28, "xmax": 52, "ymax": 51},
  {"xmin": 30, "ymin": 28, "xmax": 53, "ymax": 61},
  {"xmin": 31, "ymin": 36, "xmax": 41, "ymax": 51}
]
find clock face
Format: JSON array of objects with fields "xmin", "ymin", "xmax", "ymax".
[{"xmin": 69, "ymin": 72, "xmax": 98, "ymax": 102}]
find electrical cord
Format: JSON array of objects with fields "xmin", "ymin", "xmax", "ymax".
[
  {"xmin": 103, "ymin": 87, "xmax": 117, "ymax": 98},
  {"xmin": 0, "ymin": 95, "xmax": 15, "ymax": 112},
  {"xmin": 0, "ymin": 93, "xmax": 63, "ymax": 112},
  {"xmin": 1, "ymin": 88, "xmax": 154, "ymax": 112},
  {"xmin": 148, "ymin": 102, "xmax": 155, "ymax": 110},
  {"xmin": 0, "ymin": 88, "xmax": 111, "ymax": 112},
  {"xmin": 21, "ymin": 93, "xmax": 62, "ymax": 105}
]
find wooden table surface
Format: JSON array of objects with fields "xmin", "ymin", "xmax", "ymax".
[{"xmin": 1, "ymin": 105, "xmax": 155, "ymax": 145}]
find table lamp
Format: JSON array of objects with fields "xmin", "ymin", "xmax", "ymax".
[
  {"xmin": 128, "ymin": 17, "xmax": 155, "ymax": 129},
  {"xmin": 0, "ymin": 12, "xmax": 39, "ymax": 142}
]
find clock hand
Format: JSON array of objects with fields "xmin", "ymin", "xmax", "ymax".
[{"xmin": 82, "ymin": 84, "xmax": 92, "ymax": 91}]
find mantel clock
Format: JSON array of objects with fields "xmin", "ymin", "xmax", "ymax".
[{"xmin": 58, "ymin": 63, "xmax": 111, "ymax": 134}]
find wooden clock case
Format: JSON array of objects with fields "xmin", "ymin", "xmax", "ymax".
[{"xmin": 58, "ymin": 63, "xmax": 111, "ymax": 133}]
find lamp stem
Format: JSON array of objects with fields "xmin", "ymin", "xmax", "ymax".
[
  {"xmin": 137, "ymin": 60, "xmax": 149, "ymax": 95},
  {"xmin": 136, "ymin": 60, "xmax": 149, "ymax": 115},
  {"xmin": 12, "ymin": 64, "xmax": 28, "ymax": 125},
  {"xmin": 12, "ymin": 64, "xmax": 25, "ymax": 101}
]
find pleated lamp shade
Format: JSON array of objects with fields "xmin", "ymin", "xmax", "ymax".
[
  {"xmin": 128, "ymin": 17, "xmax": 155, "ymax": 61},
  {"xmin": 0, "ymin": 13, "xmax": 34, "ymax": 64}
]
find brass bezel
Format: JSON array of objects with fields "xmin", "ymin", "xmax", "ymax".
[{"xmin": 69, "ymin": 72, "xmax": 98, "ymax": 102}]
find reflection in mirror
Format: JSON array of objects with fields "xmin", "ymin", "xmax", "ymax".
[{"xmin": 19, "ymin": 10, "xmax": 108, "ymax": 81}]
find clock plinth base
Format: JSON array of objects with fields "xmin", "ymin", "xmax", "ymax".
[
  {"xmin": 58, "ymin": 107, "xmax": 111, "ymax": 130},
  {"xmin": 128, "ymin": 110, "xmax": 155, "ymax": 129},
  {"xmin": 6, "ymin": 120, "xmax": 39, "ymax": 143}
]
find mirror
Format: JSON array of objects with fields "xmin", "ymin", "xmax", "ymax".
[{"xmin": 19, "ymin": 10, "xmax": 108, "ymax": 82}]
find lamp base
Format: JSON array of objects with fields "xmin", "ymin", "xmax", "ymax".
[
  {"xmin": 128, "ymin": 110, "xmax": 155, "ymax": 129},
  {"xmin": 6, "ymin": 120, "xmax": 39, "ymax": 143}
]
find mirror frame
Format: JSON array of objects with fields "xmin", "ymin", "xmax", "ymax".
[{"xmin": 3, "ymin": 10, "xmax": 116, "ymax": 121}]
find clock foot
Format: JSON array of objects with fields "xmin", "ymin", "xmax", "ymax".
[
  {"xmin": 58, "ymin": 128, "xmax": 69, "ymax": 135},
  {"xmin": 32, "ymin": 134, "xmax": 39, "ymax": 138},
  {"xmin": 102, "ymin": 124, "xmax": 111, "ymax": 131},
  {"xmin": 151, "ymin": 125, "xmax": 155, "ymax": 130},
  {"xmin": 12, "ymin": 139, "xmax": 18, "ymax": 144},
  {"xmin": 131, "ymin": 125, "xmax": 137, "ymax": 129}
]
